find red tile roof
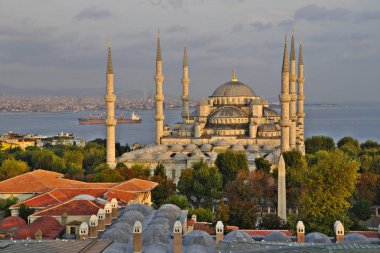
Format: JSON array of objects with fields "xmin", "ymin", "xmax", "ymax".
[
  {"xmin": 32, "ymin": 199, "xmax": 102, "ymax": 216},
  {"xmin": 112, "ymin": 178, "xmax": 158, "ymax": 192},
  {"xmin": 104, "ymin": 189, "xmax": 140, "ymax": 203},
  {"xmin": 241, "ymin": 230, "xmax": 292, "ymax": 236},
  {"xmin": 349, "ymin": 231, "xmax": 379, "ymax": 239},
  {"xmin": 0, "ymin": 216, "xmax": 26, "ymax": 229}
]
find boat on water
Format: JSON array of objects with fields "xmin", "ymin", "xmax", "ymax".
[{"xmin": 78, "ymin": 111, "xmax": 142, "ymax": 125}]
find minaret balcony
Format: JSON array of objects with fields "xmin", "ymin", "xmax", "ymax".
[
  {"xmin": 155, "ymin": 95, "xmax": 164, "ymax": 101},
  {"xmin": 279, "ymin": 94, "xmax": 290, "ymax": 102},
  {"xmin": 105, "ymin": 118, "xmax": 117, "ymax": 126},
  {"xmin": 104, "ymin": 95, "xmax": 116, "ymax": 103},
  {"xmin": 155, "ymin": 115, "xmax": 165, "ymax": 121}
]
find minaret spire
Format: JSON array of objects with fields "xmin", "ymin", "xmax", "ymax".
[
  {"xmin": 289, "ymin": 32, "xmax": 297, "ymax": 150},
  {"xmin": 181, "ymin": 42, "xmax": 190, "ymax": 122},
  {"xmin": 297, "ymin": 40, "xmax": 305, "ymax": 154},
  {"xmin": 154, "ymin": 32, "xmax": 165, "ymax": 144},
  {"xmin": 104, "ymin": 41, "xmax": 117, "ymax": 168},
  {"xmin": 231, "ymin": 66, "xmax": 237, "ymax": 82},
  {"xmin": 280, "ymin": 34, "xmax": 290, "ymax": 152}
]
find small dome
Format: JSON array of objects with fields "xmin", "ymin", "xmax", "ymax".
[
  {"xmin": 72, "ymin": 194, "xmax": 96, "ymax": 201},
  {"xmin": 137, "ymin": 152, "xmax": 153, "ymax": 160},
  {"xmin": 142, "ymin": 243, "xmax": 170, "ymax": 253},
  {"xmin": 184, "ymin": 143, "xmax": 198, "ymax": 151},
  {"xmin": 101, "ymin": 227, "xmax": 129, "ymax": 243},
  {"xmin": 212, "ymin": 139, "xmax": 231, "ymax": 147},
  {"xmin": 344, "ymin": 233, "xmax": 371, "ymax": 244},
  {"xmin": 247, "ymin": 153, "xmax": 259, "ymax": 161},
  {"xmin": 263, "ymin": 231, "xmax": 292, "ymax": 243},
  {"xmin": 183, "ymin": 245, "xmax": 210, "ymax": 253},
  {"xmin": 246, "ymin": 144, "xmax": 260, "ymax": 152},
  {"xmin": 173, "ymin": 153, "xmax": 188, "ymax": 160},
  {"xmin": 111, "ymin": 222, "xmax": 132, "ymax": 234},
  {"xmin": 200, "ymin": 144, "xmax": 213, "ymax": 152},
  {"xmin": 231, "ymin": 144, "xmax": 245, "ymax": 152},
  {"xmin": 224, "ymin": 230, "xmax": 253, "ymax": 243},
  {"xmin": 0, "ymin": 216, "xmax": 26, "ymax": 229},
  {"xmin": 155, "ymin": 153, "xmax": 171, "ymax": 160},
  {"xmin": 305, "ymin": 232, "xmax": 331, "ymax": 244},
  {"xmin": 170, "ymin": 144, "xmax": 183, "ymax": 152},
  {"xmin": 125, "ymin": 204, "xmax": 154, "ymax": 217},
  {"xmin": 142, "ymin": 227, "xmax": 169, "ymax": 245},
  {"xmin": 263, "ymin": 107, "xmax": 279, "ymax": 117},
  {"xmin": 191, "ymin": 150, "xmax": 206, "ymax": 159},
  {"xmin": 211, "ymin": 81, "xmax": 256, "ymax": 97},
  {"xmin": 210, "ymin": 107, "xmax": 246, "ymax": 118},
  {"xmin": 121, "ymin": 152, "xmax": 135, "ymax": 159},
  {"xmin": 258, "ymin": 124, "xmax": 278, "ymax": 133},
  {"xmin": 183, "ymin": 230, "xmax": 215, "ymax": 247},
  {"xmin": 119, "ymin": 210, "xmax": 145, "ymax": 225}
]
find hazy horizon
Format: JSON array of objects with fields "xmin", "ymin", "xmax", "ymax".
[{"xmin": 0, "ymin": 0, "xmax": 379, "ymax": 104}]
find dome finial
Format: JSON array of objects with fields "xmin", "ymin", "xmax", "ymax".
[{"xmin": 231, "ymin": 66, "xmax": 237, "ymax": 82}]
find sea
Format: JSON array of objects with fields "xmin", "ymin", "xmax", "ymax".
[{"xmin": 0, "ymin": 103, "xmax": 379, "ymax": 145}]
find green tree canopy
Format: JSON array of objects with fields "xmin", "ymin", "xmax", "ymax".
[
  {"xmin": 0, "ymin": 196, "xmax": 18, "ymax": 217},
  {"xmin": 305, "ymin": 136, "xmax": 335, "ymax": 154},
  {"xmin": 254, "ymin": 157, "xmax": 271, "ymax": 173},
  {"xmin": 150, "ymin": 164, "xmax": 176, "ymax": 207},
  {"xmin": 178, "ymin": 161, "xmax": 223, "ymax": 208},
  {"xmin": 0, "ymin": 158, "xmax": 30, "ymax": 180},
  {"xmin": 187, "ymin": 208, "xmax": 214, "ymax": 223},
  {"xmin": 297, "ymin": 150, "xmax": 359, "ymax": 235},
  {"xmin": 215, "ymin": 149, "xmax": 249, "ymax": 186},
  {"xmin": 163, "ymin": 195, "xmax": 188, "ymax": 210},
  {"xmin": 19, "ymin": 204, "xmax": 35, "ymax": 222},
  {"xmin": 215, "ymin": 201, "xmax": 230, "ymax": 225},
  {"xmin": 30, "ymin": 149, "xmax": 66, "ymax": 172},
  {"xmin": 350, "ymin": 199, "xmax": 372, "ymax": 221}
]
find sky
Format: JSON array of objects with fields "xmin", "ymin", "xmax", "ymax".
[{"xmin": 0, "ymin": 0, "xmax": 379, "ymax": 103}]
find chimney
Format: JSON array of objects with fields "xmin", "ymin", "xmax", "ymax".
[
  {"xmin": 215, "ymin": 221, "xmax": 224, "ymax": 243},
  {"xmin": 191, "ymin": 214, "xmax": 197, "ymax": 222},
  {"xmin": 334, "ymin": 221, "xmax": 344, "ymax": 243},
  {"xmin": 296, "ymin": 221, "xmax": 305, "ymax": 243},
  {"xmin": 104, "ymin": 203, "xmax": 112, "ymax": 225},
  {"xmin": 111, "ymin": 198, "xmax": 118, "ymax": 219},
  {"xmin": 79, "ymin": 222, "xmax": 89, "ymax": 240},
  {"xmin": 173, "ymin": 221, "xmax": 182, "ymax": 253},
  {"xmin": 34, "ymin": 229, "xmax": 42, "ymax": 240},
  {"xmin": 97, "ymin": 209, "xmax": 106, "ymax": 231},
  {"xmin": 133, "ymin": 221, "xmax": 142, "ymax": 253},
  {"xmin": 89, "ymin": 214, "xmax": 99, "ymax": 238}
]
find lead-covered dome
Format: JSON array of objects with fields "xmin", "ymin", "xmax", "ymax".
[{"xmin": 211, "ymin": 81, "xmax": 256, "ymax": 97}]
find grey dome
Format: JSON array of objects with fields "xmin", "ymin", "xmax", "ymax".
[
  {"xmin": 156, "ymin": 204, "xmax": 181, "ymax": 225},
  {"xmin": 200, "ymin": 144, "xmax": 213, "ymax": 152},
  {"xmin": 224, "ymin": 230, "xmax": 253, "ymax": 243},
  {"xmin": 173, "ymin": 153, "xmax": 188, "ymax": 160},
  {"xmin": 246, "ymin": 144, "xmax": 260, "ymax": 152},
  {"xmin": 263, "ymin": 107, "xmax": 279, "ymax": 116},
  {"xmin": 183, "ymin": 244, "xmax": 210, "ymax": 253},
  {"xmin": 110, "ymin": 222, "xmax": 132, "ymax": 234},
  {"xmin": 101, "ymin": 227, "xmax": 130, "ymax": 243},
  {"xmin": 211, "ymin": 81, "xmax": 256, "ymax": 97},
  {"xmin": 137, "ymin": 152, "xmax": 153, "ymax": 160},
  {"xmin": 344, "ymin": 233, "xmax": 370, "ymax": 244},
  {"xmin": 231, "ymin": 144, "xmax": 245, "ymax": 152},
  {"xmin": 125, "ymin": 204, "xmax": 154, "ymax": 217},
  {"xmin": 305, "ymin": 232, "xmax": 331, "ymax": 244},
  {"xmin": 103, "ymin": 242, "xmax": 130, "ymax": 253},
  {"xmin": 170, "ymin": 144, "xmax": 183, "ymax": 152},
  {"xmin": 142, "ymin": 227, "xmax": 170, "ymax": 245},
  {"xmin": 212, "ymin": 139, "xmax": 231, "ymax": 147},
  {"xmin": 155, "ymin": 153, "xmax": 171, "ymax": 160},
  {"xmin": 183, "ymin": 230, "xmax": 215, "ymax": 247},
  {"xmin": 184, "ymin": 143, "xmax": 198, "ymax": 151},
  {"xmin": 258, "ymin": 123, "xmax": 278, "ymax": 132},
  {"xmin": 263, "ymin": 231, "xmax": 292, "ymax": 243},
  {"xmin": 142, "ymin": 243, "xmax": 170, "ymax": 253},
  {"xmin": 210, "ymin": 107, "xmax": 246, "ymax": 118},
  {"xmin": 119, "ymin": 210, "xmax": 145, "ymax": 225}
]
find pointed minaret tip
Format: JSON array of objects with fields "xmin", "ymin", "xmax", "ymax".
[
  {"xmin": 183, "ymin": 43, "xmax": 188, "ymax": 67},
  {"xmin": 156, "ymin": 32, "xmax": 162, "ymax": 62},
  {"xmin": 282, "ymin": 35, "xmax": 289, "ymax": 73},
  {"xmin": 107, "ymin": 40, "xmax": 113, "ymax": 74},
  {"xmin": 290, "ymin": 32, "xmax": 296, "ymax": 61},
  {"xmin": 298, "ymin": 41, "xmax": 303, "ymax": 65},
  {"xmin": 231, "ymin": 66, "xmax": 238, "ymax": 82}
]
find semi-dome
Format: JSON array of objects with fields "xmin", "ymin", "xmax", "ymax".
[
  {"xmin": 258, "ymin": 124, "xmax": 279, "ymax": 133},
  {"xmin": 224, "ymin": 230, "xmax": 253, "ymax": 243},
  {"xmin": 344, "ymin": 233, "xmax": 371, "ymax": 244},
  {"xmin": 211, "ymin": 81, "xmax": 256, "ymax": 97},
  {"xmin": 200, "ymin": 144, "xmax": 213, "ymax": 152},
  {"xmin": 305, "ymin": 232, "xmax": 331, "ymax": 244},
  {"xmin": 183, "ymin": 230, "xmax": 215, "ymax": 247},
  {"xmin": 210, "ymin": 107, "xmax": 246, "ymax": 118}
]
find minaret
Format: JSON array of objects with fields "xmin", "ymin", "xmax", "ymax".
[
  {"xmin": 280, "ymin": 35, "xmax": 290, "ymax": 152},
  {"xmin": 104, "ymin": 41, "xmax": 117, "ymax": 168},
  {"xmin": 289, "ymin": 33, "xmax": 297, "ymax": 150},
  {"xmin": 297, "ymin": 41, "xmax": 305, "ymax": 153},
  {"xmin": 277, "ymin": 154, "xmax": 287, "ymax": 222},
  {"xmin": 181, "ymin": 43, "xmax": 190, "ymax": 122},
  {"xmin": 154, "ymin": 33, "xmax": 165, "ymax": 144}
]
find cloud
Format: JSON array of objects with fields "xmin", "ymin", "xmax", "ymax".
[
  {"xmin": 231, "ymin": 23, "xmax": 243, "ymax": 33},
  {"xmin": 74, "ymin": 7, "xmax": 113, "ymax": 20},
  {"xmin": 166, "ymin": 25, "xmax": 189, "ymax": 33},
  {"xmin": 251, "ymin": 21, "xmax": 272, "ymax": 31},
  {"xmin": 148, "ymin": 0, "xmax": 203, "ymax": 9},
  {"xmin": 277, "ymin": 19, "xmax": 294, "ymax": 30},
  {"xmin": 294, "ymin": 4, "xmax": 351, "ymax": 21},
  {"xmin": 355, "ymin": 10, "xmax": 380, "ymax": 22}
]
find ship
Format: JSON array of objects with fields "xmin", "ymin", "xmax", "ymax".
[{"xmin": 78, "ymin": 111, "xmax": 142, "ymax": 125}]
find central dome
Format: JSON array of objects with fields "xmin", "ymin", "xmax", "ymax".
[{"xmin": 211, "ymin": 81, "xmax": 256, "ymax": 97}]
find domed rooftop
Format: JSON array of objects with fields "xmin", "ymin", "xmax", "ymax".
[
  {"xmin": 246, "ymin": 144, "xmax": 260, "ymax": 152},
  {"xmin": 231, "ymin": 144, "xmax": 245, "ymax": 152},
  {"xmin": 263, "ymin": 231, "xmax": 292, "ymax": 243},
  {"xmin": 211, "ymin": 78, "xmax": 256, "ymax": 97},
  {"xmin": 212, "ymin": 139, "xmax": 231, "ymax": 147},
  {"xmin": 344, "ymin": 233, "xmax": 371, "ymax": 244},
  {"xmin": 200, "ymin": 144, "xmax": 213, "ymax": 152},
  {"xmin": 184, "ymin": 143, "xmax": 198, "ymax": 151},
  {"xmin": 170, "ymin": 144, "xmax": 183, "ymax": 152},
  {"xmin": 224, "ymin": 230, "xmax": 253, "ymax": 243},
  {"xmin": 305, "ymin": 232, "xmax": 331, "ymax": 244},
  {"xmin": 101, "ymin": 227, "xmax": 130, "ymax": 243},
  {"xmin": 210, "ymin": 107, "xmax": 246, "ymax": 118},
  {"xmin": 183, "ymin": 230, "xmax": 215, "ymax": 247},
  {"xmin": 155, "ymin": 153, "xmax": 171, "ymax": 160},
  {"xmin": 258, "ymin": 124, "xmax": 279, "ymax": 132},
  {"xmin": 142, "ymin": 243, "xmax": 170, "ymax": 253},
  {"xmin": 125, "ymin": 204, "xmax": 154, "ymax": 217}
]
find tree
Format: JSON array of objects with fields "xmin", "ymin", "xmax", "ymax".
[
  {"xmin": 177, "ymin": 161, "xmax": 223, "ymax": 208},
  {"xmin": 261, "ymin": 214, "xmax": 281, "ymax": 229},
  {"xmin": 129, "ymin": 164, "xmax": 151, "ymax": 180},
  {"xmin": 338, "ymin": 136, "xmax": 360, "ymax": 157},
  {"xmin": 298, "ymin": 150, "xmax": 359, "ymax": 235},
  {"xmin": 305, "ymin": 136, "xmax": 335, "ymax": 155},
  {"xmin": 215, "ymin": 201, "xmax": 230, "ymax": 225},
  {"xmin": 356, "ymin": 172, "xmax": 379, "ymax": 204},
  {"xmin": 0, "ymin": 196, "xmax": 18, "ymax": 217},
  {"xmin": 163, "ymin": 195, "xmax": 188, "ymax": 209},
  {"xmin": 360, "ymin": 140, "xmax": 380, "ymax": 150},
  {"xmin": 18, "ymin": 204, "xmax": 35, "ymax": 222},
  {"xmin": 63, "ymin": 149, "xmax": 84, "ymax": 168},
  {"xmin": 254, "ymin": 157, "xmax": 271, "ymax": 173},
  {"xmin": 0, "ymin": 158, "xmax": 30, "ymax": 180},
  {"xmin": 187, "ymin": 208, "xmax": 214, "ymax": 223},
  {"xmin": 83, "ymin": 143, "xmax": 106, "ymax": 173},
  {"xmin": 351, "ymin": 199, "xmax": 372, "ymax": 221},
  {"xmin": 30, "ymin": 149, "xmax": 66, "ymax": 172},
  {"xmin": 228, "ymin": 201, "xmax": 257, "ymax": 229},
  {"xmin": 215, "ymin": 150, "xmax": 248, "ymax": 186},
  {"xmin": 150, "ymin": 164, "xmax": 176, "ymax": 207},
  {"xmin": 90, "ymin": 168, "xmax": 124, "ymax": 182},
  {"xmin": 153, "ymin": 163, "xmax": 167, "ymax": 179}
]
